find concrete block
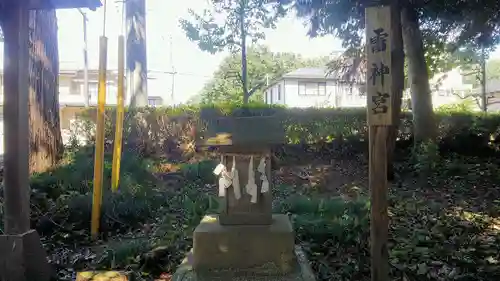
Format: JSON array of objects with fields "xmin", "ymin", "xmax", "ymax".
[
  {"xmin": 192, "ymin": 214, "xmax": 295, "ymax": 274},
  {"xmin": 0, "ymin": 230, "xmax": 52, "ymax": 281}
]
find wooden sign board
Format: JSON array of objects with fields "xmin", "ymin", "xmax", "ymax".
[{"xmin": 365, "ymin": 6, "xmax": 393, "ymax": 126}]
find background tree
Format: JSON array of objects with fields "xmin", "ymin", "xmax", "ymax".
[
  {"xmin": 180, "ymin": 0, "xmax": 287, "ymax": 104},
  {"xmin": 196, "ymin": 45, "xmax": 330, "ymax": 104}
]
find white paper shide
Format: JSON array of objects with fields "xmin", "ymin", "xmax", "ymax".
[{"xmin": 213, "ymin": 155, "xmax": 269, "ymax": 204}]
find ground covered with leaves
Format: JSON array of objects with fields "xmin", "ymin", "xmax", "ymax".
[{"xmin": 1, "ymin": 143, "xmax": 500, "ymax": 281}]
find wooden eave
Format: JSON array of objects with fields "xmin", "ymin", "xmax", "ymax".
[{"xmin": 27, "ymin": 0, "xmax": 102, "ymax": 10}]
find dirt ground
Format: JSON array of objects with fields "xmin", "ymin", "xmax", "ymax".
[{"xmin": 274, "ymin": 155, "xmax": 369, "ymax": 200}]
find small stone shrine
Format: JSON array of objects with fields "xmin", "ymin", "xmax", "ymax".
[{"xmin": 172, "ymin": 109, "xmax": 315, "ymax": 281}]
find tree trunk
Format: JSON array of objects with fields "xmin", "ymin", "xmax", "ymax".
[
  {"xmin": 401, "ymin": 6, "xmax": 437, "ymax": 142},
  {"xmin": 481, "ymin": 47, "xmax": 487, "ymax": 112},
  {"xmin": 126, "ymin": 0, "xmax": 148, "ymax": 107},
  {"xmin": 27, "ymin": 10, "xmax": 64, "ymax": 173},
  {"xmin": 240, "ymin": 7, "xmax": 249, "ymax": 104},
  {"xmin": 387, "ymin": 3, "xmax": 405, "ymax": 181}
]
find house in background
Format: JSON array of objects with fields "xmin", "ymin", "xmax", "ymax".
[
  {"xmin": 0, "ymin": 61, "xmax": 165, "ymax": 147},
  {"xmin": 55, "ymin": 62, "xmax": 164, "ymax": 133},
  {"xmin": 264, "ymin": 67, "xmax": 365, "ymax": 108},
  {"xmin": 411, "ymin": 68, "xmax": 474, "ymax": 108},
  {"xmin": 265, "ymin": 67, "xmax": 476, "ymax": 109}
]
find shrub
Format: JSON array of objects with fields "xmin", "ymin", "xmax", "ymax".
[{"xmin": 67, "ymin": 103, "xmax": 500, "ymax": 159}]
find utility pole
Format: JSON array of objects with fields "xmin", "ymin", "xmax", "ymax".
[
  {"xmin": 169, "ymin": 35, "xmax": 177, "ymax": 105},
  {"xmin": 125, "ymin": 0, "xmax": 148, "ymax": 107},
  {"xmin": 78, "ymin": 8, "xmax": 89, "ymax": 107}
]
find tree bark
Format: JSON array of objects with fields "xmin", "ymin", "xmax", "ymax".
[
  {"xmin": 401, "ymin": 6, "xmax": 437, "ymax": 142},
  {"xmin": 387, "ymin": 3, "xmax": 405, "ymax": 181},
  {"xmin": 26, "ymin": 9, "xmax": 64, "ymax": 173},
  {"xmin": 240, "ymin": 6, "xmax": 249, "ymax": 104}
]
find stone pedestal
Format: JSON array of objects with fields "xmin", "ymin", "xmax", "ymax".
[
  {"xmin": 193, "ymin": 214, "xmax": 295, "ymax": 273},
  {"xmin": 0, "ymin": 230, "xmax": 52, "ymax": 281}
]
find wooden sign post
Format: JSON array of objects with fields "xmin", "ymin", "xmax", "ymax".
[{"xmin": 365, "ymin": 6, "xmax": 392, "ymax": 281}]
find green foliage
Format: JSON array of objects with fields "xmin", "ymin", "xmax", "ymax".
[
  {"xmin": 435, "ymin": 98, "xmax": 477, "ymax": 113},
  {"xmin": 463, "ymin": 58, "xmax": 500, "ymax": 87},
  {"xmin": 71, "ymin": 104, "xmax": 500, "ymax": 150},
  {"xmin": 196, "ymin": 46, "xmax": 331, "ymax": 104},
  {"xmin": 411, "ymin": 141, "xmax": 440, "ymax": 175}
]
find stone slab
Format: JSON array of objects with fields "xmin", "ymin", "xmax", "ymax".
[
  {"xmin": 0, "ymin": 230, "xmax": 52, "ymax": 281},
  {"xmin": 172, "ymin": 246, "xmax": 316, "ymax": 281},
  {"xmin": 219, "ymin": 152, "xmax": 272, "ymax": 226},
  {"xmin": 197, "ymin": 116, "xmax": 285, "ymax": 147},
  {"xmin": 192, "ymin": 215, "xmax": 295, "ymax": 273}
]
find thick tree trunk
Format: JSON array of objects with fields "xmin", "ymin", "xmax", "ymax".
[
  {"xmin": 240, "ymin": 7, "xmax": 249, "ymax": 104},
  {"xmin": 27, "ymin": 10, "xmax": 64, "ymax": 173},
  {"xmin": 387, "ymin": 3, "xmax": 405, "ymax": 181},
  {"xmin": 401, "ymin": 6, "xmax": 437, "ymax": 142}
]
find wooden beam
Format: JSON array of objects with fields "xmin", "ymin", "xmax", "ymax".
[
  {"xmin": 365, "ymin": 6, "xmax": 392, "ymax": 281},
  {"xmin": 27, "ymin": 0, "xmax": 102, "ymax": 10},
  {"xmin": 2, "ymin": 0, "xmax": 31, "ymax": 235}
]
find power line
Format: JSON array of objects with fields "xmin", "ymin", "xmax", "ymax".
[
  {"xmin": 148, "ymin": 70, "xmax": 211, "ymax": 78},
  {"xmin": 169, "ymin": 35, "xmax": 176, "ymax": 105}
]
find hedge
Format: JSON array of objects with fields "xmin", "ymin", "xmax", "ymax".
[{"xmin": 66, "ymin": 104, "xmax": 500, "ymax": 158}]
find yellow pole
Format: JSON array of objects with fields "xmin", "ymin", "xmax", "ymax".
[
  {"xmin": 111, "ymin": 35, "xmax": 125, "ymax": 192},
  {"xmin": 91, "ymin": 36, "xmax": 108, "ymax": 238}
]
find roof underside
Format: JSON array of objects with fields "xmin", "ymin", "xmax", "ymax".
[{"xmin": 27, "ymin": 0, "xmax": 102, "ymax": 10}]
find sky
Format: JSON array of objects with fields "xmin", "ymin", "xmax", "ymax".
[
  {"xmin": 2, "ymin": 0, "xmax": 498, "ymax": 105},
  {"xmin": 56, "ymin": 0, "xmax": 343, "ymax": 104}
]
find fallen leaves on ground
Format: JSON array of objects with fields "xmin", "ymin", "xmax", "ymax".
[{"xmin": 6, "ymin": 147, "xmax": 500, "ymax": 281}]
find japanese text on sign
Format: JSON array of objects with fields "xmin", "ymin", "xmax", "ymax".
[{"xmin": 365, "ymin": 6, "xmax": 393, "ymax": 125}]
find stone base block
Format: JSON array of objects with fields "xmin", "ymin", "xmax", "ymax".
[
  {"xmin": 0, "ymin": 230, "xmax": 52, "ymax": 281},
  {"xmin": 192, "ymin": 214, "xmax": 295, "ymax": 274},
  {"xmin": 172, "ymin": 246, "xmax": 316, "ymax": 281}
]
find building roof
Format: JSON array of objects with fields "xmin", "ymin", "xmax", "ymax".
[
  {"xmin": 282, "ymin": 67, "xmax": 334, "ymax": 80},
  {"xmin": 264, "ymin": 67, "xmax": 360, "ymax": 91}
]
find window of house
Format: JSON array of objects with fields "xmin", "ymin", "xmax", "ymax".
[
  {"xmin": 69, "ymin": 82, "xmax": 80, "ymax": 95},
  {"xmin": 265, "ymin": 91, "xmax": 269, "ymax": 103},
  {"xmin": 270, "ymin": 88, "xmax": 274, "ymax": 103},
  {"xmin": 148, "ymin": 99, "xmax": 162, "ymax": 106},
  {"xmin": 298, "ymin": 82, "xmax": 327, "ymax": 96},
  {"xmin": 277, "ymin": 84, "xmax": 281, "ymax": 100},
  {"xmin": 89, "ymin": 83, "xmax": 117, "ymax": 101},
  {"xmin": 89, "ymin": 83, "xmax": 98, "ymax": 99},
  {"xmin": 318, "ymin": 82, "xmax": 326, "ymax": 96}
]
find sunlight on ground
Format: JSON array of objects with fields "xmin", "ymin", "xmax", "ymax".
[{"xmin": 76, "ymin": 271, "xmax": 128, "ymax": 281}]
